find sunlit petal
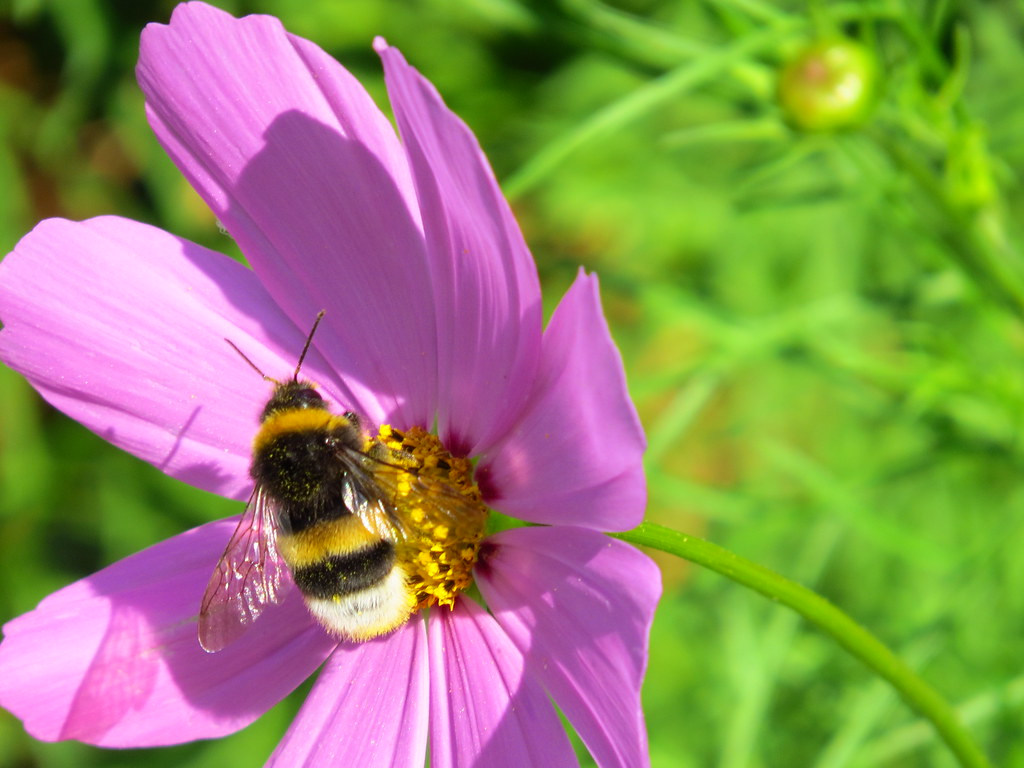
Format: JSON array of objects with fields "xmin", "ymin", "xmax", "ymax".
[
  {"xmin": 0, "ymin": 216, "xmax": 314, "ymax": 500},
  {"xmin": 377, "ymin": 41, "xmax": 543, "ymax": 456},
  {"xmin": 482, "ymin": 271, "xmax": 646, "ymax": 530},
  {"xmin": 139, "ymin": 3, "xmax": 438, "ymax": 428},
  {"xmin": 0, "ymin": 520, "xmax": 336, "ymax": 747},
  {"xmin": 477, "ymin": 526, "xmax": 660, "ymax": 768},
  {"xmin": 269, "ymin": 620, "xmax": 428, "ymax": 767},
  {"xmin": 428, "ymin": 599, "xmax": 578, "ymax": 768}
]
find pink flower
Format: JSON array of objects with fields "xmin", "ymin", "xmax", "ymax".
[{"xmin": 0, "ymin": 3, "xmax": 658, "ymax": 766}]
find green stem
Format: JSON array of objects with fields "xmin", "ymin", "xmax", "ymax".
[
  {"xmin": 867, "ymin": 126, "xmax": 1024, "ymax": 321},
  {"xmin": 503, "ymin": 23, "xmax": 797, "ymax": 200},
  {"xmin": 613, "ymin": 522, "xmax": 992, "ymax": 768}
]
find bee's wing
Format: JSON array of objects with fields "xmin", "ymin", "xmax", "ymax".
[
  {"xmin": 343, "ymin": 449, "xmax": 487, "ymax": 541},
  {"xmin": 337, "ymin": 454, "xmax": 407, "ymax": 542},
  {"xmin": 198, "ymin": 485, "xmax": 289, "ymax": 653}
]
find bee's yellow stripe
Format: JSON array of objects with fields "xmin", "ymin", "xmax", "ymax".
[
  {"xmin": 253, "ymin": 409, "xmax": 352, "ymax": 452},
  {"xmin": 279, "ymin": 515, "xmax": 382, "ymax": 568}
]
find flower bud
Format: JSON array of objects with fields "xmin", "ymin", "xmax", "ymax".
[{"xmin": 778, "ymin": 38, "xmax": 880, "ymax": 132}]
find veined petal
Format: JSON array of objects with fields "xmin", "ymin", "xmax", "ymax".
[
  {"xmin": 476, "ymin": 527, "xmax": 660, "ymax": 768},
  {"xmin": 428, "ymin": 598, "xmax": 578, "ymax": 768},
  {"xmin": 138, "ymin": 2, "xmax": 438, "ymax": 429},
  {"xmin": 268, "ymin": 620, "xmax": 428, "ymax": 768},
  {"xmin": 0, "ymin": 519, "xmax": 337, "ymax": 747},
  {"xmin": 0, "ymin": 216, "xmax": 318, "ymax": 500},
  {"xmin": 376, "ymin": 40, "xmax": 542, "ymax": 457},
  {"xmin": 481, "ymin": 270, "xmax": 646, "ymax": 530}
]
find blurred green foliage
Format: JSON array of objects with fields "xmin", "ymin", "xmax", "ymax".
[{"xmin": 1, "ymin": 0, "xmax": 1024, "ymax": 766}]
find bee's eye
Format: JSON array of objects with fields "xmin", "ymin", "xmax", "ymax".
[
  {"xmin": 260, "ymin": 383, "xmax": 326, "ymax": 422},
  {"xmin": 293, "ymin": 388, "xmax": 324, "ymax": 409}
]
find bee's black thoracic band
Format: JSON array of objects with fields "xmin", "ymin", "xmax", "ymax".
[
  {"xmin": 253, "ymin": 430, "xmax": 371, "ymax": 535},
  {"xmin": 291, "ymin": 540, "xmax": 396, "ymax": 599}
]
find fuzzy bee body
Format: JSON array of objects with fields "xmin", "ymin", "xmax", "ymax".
[
  {"xmin": 250, "ymin": 389, "xmax": 415, "ymax": 641},
  {"xmin": 198, "ymin": 316, "xmax": 485, "ymax": 654},
  {"xmin": 198, "ymin": 381, "xmax": 415, "ymax": 652}
]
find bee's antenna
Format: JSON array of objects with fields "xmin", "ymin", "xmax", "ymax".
[
  {"xmin": 225, "ymin": 339, "xmax": 272, "ymax": 382},
  {"xmin": 293, "ymin": 310, "xmax": 326, "ymax": 381}
]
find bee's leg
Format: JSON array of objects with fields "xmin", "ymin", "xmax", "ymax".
[{"xmin": 365, "ymin": 429, "xmax": 417, "ymax": 468}]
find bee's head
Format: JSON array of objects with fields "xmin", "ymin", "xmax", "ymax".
[
  {"xmin": 226, "ymin": 310, "xmax": 331, "ymax": 423},
  {"xmin": 260, "ymin": 380, "xmax": 325, "ymax": 421}
]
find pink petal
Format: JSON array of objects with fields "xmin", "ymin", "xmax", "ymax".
[
  {"xmin": 376, "ymin": 40, "xmax": 542, "ymax": 457},
  {"xmin": 476, "ymin": 526, "xmax": 660, "ymax": 768},
  {"xmin": 138, "ymin": 3, "xmax": 438, "ymax": 429},
  {"xmin": 0, "ymin": 216, "xmax": 322, "ymax": 500},
  {"xmin": 428, "ymin": 598, "xmax": 578, "ymax": 768},
  {"xmin": 0, "ymin": 519, "xmax": 337, "ymax": 747},
  {"xmin": 480, "ymin": 270, "xmax": 646, "ymax": 530},
  {"xmin": 269, "ymin": 620, "xmax": 428, "ymax": 767}
]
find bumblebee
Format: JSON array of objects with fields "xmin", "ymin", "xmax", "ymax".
[{"xmin": 199, "ymin": 313, "xmax": 487, "ymax": 653}]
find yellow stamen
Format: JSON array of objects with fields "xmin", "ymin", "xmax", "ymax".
[{"xmin": 375, "ymin": 425, "xmax": 487, "ymax": 610}]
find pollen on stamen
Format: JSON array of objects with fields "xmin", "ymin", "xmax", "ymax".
[{"xmin": 375, "ymin": 425, "xmax": 488, "ymax": 610}]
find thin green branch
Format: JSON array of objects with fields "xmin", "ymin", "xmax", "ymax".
[
  {"xmin": 868, "ymin": 126, "xmax": 1024, "ymax": 320},
  {"xmin": 502, "ymin": 23, "xmax": 797, "ymax": 200},
  {"xmin": 613, "ymin": 522, "xmax": 992, "ymax": 768}
]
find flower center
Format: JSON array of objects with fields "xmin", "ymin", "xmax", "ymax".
[{"xmin": 375, "ymin": 424, "xmax": 488, "ymax": 610}]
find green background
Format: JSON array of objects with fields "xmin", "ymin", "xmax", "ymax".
[{"xmin": 1, "ymin": 0, "xmax": 1023, "ymax": 766}]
